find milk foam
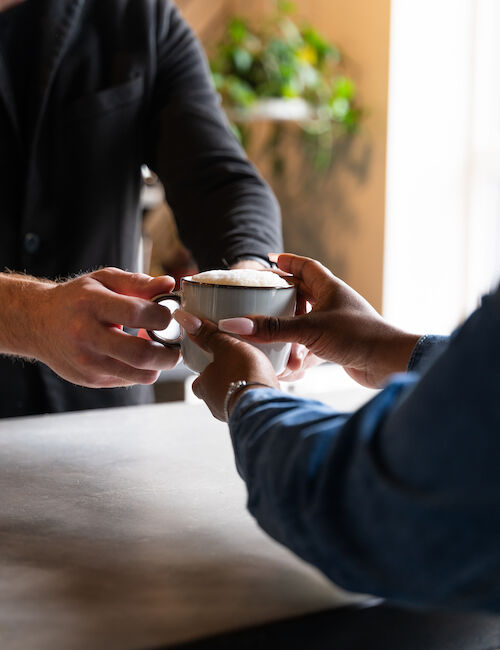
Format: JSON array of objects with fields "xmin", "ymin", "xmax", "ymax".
[{"xmin": 190, "ymin": 269, "xmax": 290, "ymax": 288}]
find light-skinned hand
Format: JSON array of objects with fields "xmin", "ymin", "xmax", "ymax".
[
  {"xmin": 17, "ymin": 268, "xmax": 180, "ymax": 388},
  {"xmin": 218, "ymin": 253, "xmax": 421, "ymax": 389}
]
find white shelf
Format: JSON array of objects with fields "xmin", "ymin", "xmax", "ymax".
[{"xmin": 226, "ymin": 98, "xmax": 316, "ymax": 123}]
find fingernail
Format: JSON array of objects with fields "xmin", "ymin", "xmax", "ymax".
[
  {"xmin": 268, "ymin": 253, "xmax": 279, "ymax": 263},
  {"xmin": 218, "ymin": 317, "xmax": 255, "ymax": 336},
  {"xmin": 173, "ymin": 310, "xmax": 202, "ymax": 334}
]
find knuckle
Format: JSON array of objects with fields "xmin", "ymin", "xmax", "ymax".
[
  {"xmin": 263, "ymin": 316, "xmax": 281, "ymax": 339},
  {"xmin": 128, "ymin": 272, "xmax": 145, "ymax": 284},
  {"xmin": 74, "ymin": 350, "xmax": 94, "ymax": 372},
  {"xmin": 123, "ymin": 301, "xmax": 142, "ymax": 325},
  {"xmin": 73, "ymin": 287, "xmax": 95, "ymax": 315},
  {"xmin": 136, "ymin": 344, "xmax": 156, "ymax": 369},
  {"xmin": 93, "ymin": 266, "xmax": 120, "ymax": 278},
  {"xmin": 67, "ymin": 320, "xmax": 87, "ymax": 346},
  {"xmin": 75, "ymin": 361, "xmax": 102, "ymax": 386},
  {"xmin": 191, "ymin": 377, "xmax": 203, "ymax": 399},
  {"xmin": 198, "ymin": 322, "xmax": 218, "ymax": 343},
  {"xmin": 153, "ymin": 304, "xmax": 172, "ymax": 328},
  {"xmin": 200, "ymin": 322, "xmax": 214, "ymax": 338}
]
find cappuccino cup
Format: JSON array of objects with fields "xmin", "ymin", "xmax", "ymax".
[{"xmin": 148, "ymin": 269, "xmax": 296, "ymax": 374}]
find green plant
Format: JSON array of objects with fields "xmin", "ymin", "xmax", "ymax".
[{"xmin": 210, "ymin": 1, "xmax": 362, "ymax": 173}]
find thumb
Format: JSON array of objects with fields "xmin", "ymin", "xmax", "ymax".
[
  {"xmin": 219, "ymin": 313, "xmax": 315, "ymax": 346},
  {"xmin": 92, "ymin": 268, "xmax": 175, "ymax": 299},
  {"xmin": 174, "ymin": 310, "xmax": 235, "ymax": 354}
]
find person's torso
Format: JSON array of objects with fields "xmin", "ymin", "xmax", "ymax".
[{"xmin": 0, "ymin": 0, "xmax": 160, "ymax": 280}]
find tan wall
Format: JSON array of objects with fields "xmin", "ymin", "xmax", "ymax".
[
  {"xmin": 230, "ymin": 0, "xmax": 391, "ymax": 310},
  {"xmin": 176, "ymin": 0, "xmax": 229, "ymax": 46},
  {"xmin": 177, "ymin": 0, "xmax": 391, "ymax": 310}
]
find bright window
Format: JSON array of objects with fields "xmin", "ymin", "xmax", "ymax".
[{"xmin": 384, "ymin": 0, "xmax": 500, "ymax": 334}]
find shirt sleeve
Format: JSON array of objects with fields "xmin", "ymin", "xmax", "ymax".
[
  {"xmin": 407, "ymin": 334, "xmax": 449, "ymax": 373},
  {"xmin": 229, "ymin": 287, "xmax": 500, "ymax": 611},
  {"xmin": 146, "ymin": 2, "xmax": 282, "ymax": 271}
]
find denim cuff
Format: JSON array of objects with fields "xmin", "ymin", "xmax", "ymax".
[
  {"xmin": 229, "ymin": 387, "xmax": 282, "ymax": 428},
  {"xmin": 407, "ymin": 335, "xmax": 449, "ymax": 373}
]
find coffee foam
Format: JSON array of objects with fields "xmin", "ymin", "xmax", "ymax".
[{"xmin": 190, "ymin": 269, "xmax": 291, "ymax": 288}]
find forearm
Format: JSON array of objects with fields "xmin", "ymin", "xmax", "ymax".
[
  {"xmin": 154, "ymin": 104, "xmax": 282, "ymax": 270},
  {"xmin": 149, "ymin": 3, "xmax": 282, "ymax": 270},
  {"xmin": 229, "ymin": 289, "xmax": 500, "ymax": 610},
  {"xmin": 229, "ymin": 385, "xmax": 415, "ymax": 600},
  {"xmin": 0, "ymin": 273, "xmax": 54, "ymax": 358}
]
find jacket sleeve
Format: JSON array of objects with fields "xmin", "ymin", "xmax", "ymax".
[
  {"xmin": 145, "ymin": 1, "xmax": 282, "ymax": 271},
  {"xmin": 229, "ymin": 287, "xmax": 500, "ymax": 611}
]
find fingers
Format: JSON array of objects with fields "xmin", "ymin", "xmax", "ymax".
[
  {"xmin": 93, "ymin": 293, "xmax": 173, "ymax": 330},
  {"xmin": 95, "ymin": 328, "xmax": 181, "ymax": 371},
  {"xmin": 173, "ymin": 310, "xmax": 237, "ymax": 354},
  {"xmin": 275, "ymin": 253, "xmax": 332, "ymax": 278},
  {"xmin": 219, "ymin": 313, "xmax": 315, "ymax": 347},
  {"xmin": 271, "ymin": 254, "xmax": 335, "ymax": 299},
  {"xmin": 89, "ymin": 356, "xmax": 161, "ymax": 388},
  {"xmin": 92, "ymin": 268, "xmax": 175, "ymax": 299},
  {"xmin": 62, "ymin": 348, "xmax": 162, "ymax": 388},
  {"xmin": 278, "ymin": 347, "xmax": 322, "ymax": 382},
  {"xmin": 278, "ymin": 343, "xmax": 306, "ymax": 382}
]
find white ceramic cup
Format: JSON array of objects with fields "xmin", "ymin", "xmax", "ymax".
[{"xmin": 148, "ymin": 276, "xmax": 297, "ymax": 374}]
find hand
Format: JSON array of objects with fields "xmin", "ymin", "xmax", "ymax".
[
  {"xmin": 230, "ymin": 257, "xmax": 315, "ymax": 381},
  {"xmin": 173, "ymin": 310, "xmax": 279, "ymax": 421},
  {"xmin": 273, "ymin": 342, "xmax": 322, "ymax": 382},
  {"xmin": 218, "ymin": 254, "xmax": 421, "ymax": 389},
  {"xmin": 28, "ymin": 268, "xmax": 180, "ymax": 388}
]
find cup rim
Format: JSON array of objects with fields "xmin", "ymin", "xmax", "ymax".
[{"xmin": 182, "ymin": 276, "xmax": 295, "ymax": 290}]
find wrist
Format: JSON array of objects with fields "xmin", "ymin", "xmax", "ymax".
[
  {"xmin": 224, "ymin": 380, "xmax": 277, "ymax": 421},
  {"xmin": 0, "ymin": 273, "xmax": 56, "ymax": 359},
  {"xmin": 371, "ymin": 327, "xmax": 421, "ymax": 385}
]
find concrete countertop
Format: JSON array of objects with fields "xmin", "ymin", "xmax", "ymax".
[{"xmin": 0, "ymin": 400, "xmax": 365, "ymax": 650}]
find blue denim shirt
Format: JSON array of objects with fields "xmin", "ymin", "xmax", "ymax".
[{"xmin": 229, "ymin": 286, "xmax": 500, "ymax": 611}]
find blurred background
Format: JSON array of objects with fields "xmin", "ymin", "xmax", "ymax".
[{"xmin": 144, "ymin": 0, "xmax": 500, "ymax": 401}]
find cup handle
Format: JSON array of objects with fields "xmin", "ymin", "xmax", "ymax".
[{"xmin": 147, "ymin": 293, "xmax": 183, "ymax": 348}]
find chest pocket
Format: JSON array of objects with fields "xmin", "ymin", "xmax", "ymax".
[
  {"xmin": 50, "ymin": 74, "xmax": 146, "ymax": 263},
  {"xmin": 55, "ymin": 74, "xmax": 145, "ymax": 193},
  {"xmin": 64, "ymin": 75, "xmax": 145, "ymax": 124}
]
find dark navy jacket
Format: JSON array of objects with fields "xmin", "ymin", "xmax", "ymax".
[{"xmin": 230, "ymin": 288, "xmax": 500, "ymax": 611}]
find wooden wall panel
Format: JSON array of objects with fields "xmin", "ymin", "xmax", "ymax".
[{"xmin": 227, "ymin": 0, "xmax": 391, "ymax": 311}]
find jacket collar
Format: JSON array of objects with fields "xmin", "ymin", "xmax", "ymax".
[
  {"xmin": 34, "ymin": 0, "xmax": 86, "ymax": 134},
  {"xmin": 37, "ymin": 0, "xmax": 86, "ymax": 101}
]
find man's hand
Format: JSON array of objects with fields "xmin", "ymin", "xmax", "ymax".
[
  {"xmin": 1, "ymin": 268, "xmax": 180, "ymax": 388},
  {"xmin": 219, "ymin": 254, "xmax": 421, "ymax": 389},
  {"xmin": 173, "ymin": 310, "xmax": 279, "ymax": 421}
]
